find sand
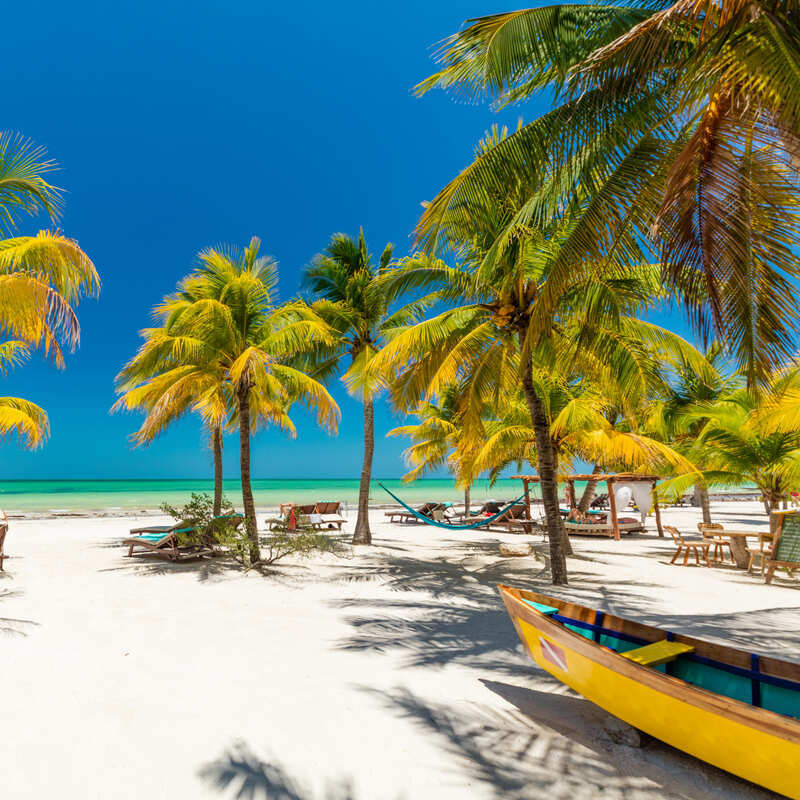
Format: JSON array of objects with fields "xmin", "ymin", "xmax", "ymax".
[{"xmin": 0, "ymin": 501, "xmax": 797, "ymax": 799}]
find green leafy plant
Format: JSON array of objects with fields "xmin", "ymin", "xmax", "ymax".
[
  {"xmin": 161, "ymin": 492, "xmax": 344, "ymax": 569},
  {"xmin": 219, "ymin": 520, "xmax": 344, "ymax": 570},
  {"xmin": 160, "ymin": 492, "xmax": 237, "ymax": 548},
  {"xmin": 260, "ymin": 526, "xmax": 344, "ymax": 567}
]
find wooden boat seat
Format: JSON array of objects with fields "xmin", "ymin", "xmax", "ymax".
[
  {"xmin": 621, "ymin": 640, "xmax": 695, "ymax": 667},
  {"xmin": 522, "ymin": 599, "xmax": 559, "ymax": 616}
]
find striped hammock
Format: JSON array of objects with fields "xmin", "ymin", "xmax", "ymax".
[{"xmin": 378, "ymin": 483, "xmax": 528, "ymax": 530}]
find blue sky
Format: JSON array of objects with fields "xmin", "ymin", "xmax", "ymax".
[{"xmin": 2, "ymin": 1, "xmax": 687, "ymax": 481}]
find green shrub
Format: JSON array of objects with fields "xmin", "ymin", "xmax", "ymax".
[
  {"xmin": 160, "ymin": 493, "xmax": 238, "ymax": 548},
  {"xmin": 161, "ymin": 493, "xmax": 344, "ymax": 569}
]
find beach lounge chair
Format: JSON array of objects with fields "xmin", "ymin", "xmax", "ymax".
[
  {"xmin": 124, "ymin": 520, "xmax": 212, "ymax": 561},
  {"xmin": 268, "ymin": 502, "xmax": 346, "ymax": 532},
  {"xmin": 313, "ymin": 501, "xmax": 347, "ymax": 530},
  {"xmin": 461, "ymin": 503, "xmax": 532, "ymax": 533},
  {"xmin": 563, "ymin": 516, "xmax": 644, "ymax": 537},
  {"xmin": 385, "ymin": 502, "xmax": 449, "ymax": 524},
  {"xmin": 0, "ymin": 509, "xmax": 8, "ymax": 570},
  {"xmin": 698, "ymin": 523, "xmax": 734, "ymax": 564},
  {"xmin": 666, "ymin": 525, "xmax": 711, "ymax": 566},
  {"xmin": 266, "ymin": 503, "xmax": 316, "ymax": 531}
]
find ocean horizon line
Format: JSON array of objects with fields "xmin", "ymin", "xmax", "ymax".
[{"xmin": 0, "ymin": 476, "xmax": 757, "ymax": 516}]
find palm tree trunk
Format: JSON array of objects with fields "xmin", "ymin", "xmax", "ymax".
[
  {"xmin": 551, "ymin": 449, "xmax": 572, "ymax": 557},
  {"xmin": 519, "ymin": 341, "xmax": 568, "ymax": 585},
  {"xmin": 353, "ymin": 397, "xmax": 374, "ymax": 545},
  {"xmin": 698, "ymin": 484, "xmax": 712, "ymax": 525},
  {"xmin": 212, "ymin": 424, "xmax": 223, "ymax": 518},
  {"xmin": 464, "ymin": 484, "xmax": 471, "ymax": 517},
  {"xmin": 577, "ymin": 464, "xmax": 602, "ymax": 513},
  {"xmin": 237, "ymin": 386, "xmax": 260, "ymax": 563}
]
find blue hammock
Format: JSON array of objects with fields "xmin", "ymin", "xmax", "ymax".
[{"xmin": 378, "ymin": 483, "xmax": 528, "ymax": 530}]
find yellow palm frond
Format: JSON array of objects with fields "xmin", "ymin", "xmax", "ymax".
[
  {"xmin": 0, "ymin": 230, "xmax": 99, "ymax": 302},
  {"xmin": 0, "ymin": 396, "xmax": 49, "ymax": 448}
]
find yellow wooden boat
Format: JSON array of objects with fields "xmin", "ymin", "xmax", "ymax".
[{"xmin": 499, "ymin": 585, "xmax": 800, "ymax": 798}]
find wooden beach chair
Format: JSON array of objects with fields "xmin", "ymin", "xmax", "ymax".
[
  {"xmin": 460, "ymin": 503, "xmax": 531, "ymax": 533},
  {"xmin": 747, "ymin": 533, "xmax": 772, "ymax": 575},
  {"xmin": 384, "ymin": 502, "xmax": 445, "ymax": 524},
  {"xmin": 123, "ymin": 520, "xmax": 211, "ymax": 561},
  {"xmin": 0, "ymin": 509, "xmax": 8, "ymax": 570},
  {"xmin": 698, "ymin": 523, "xmax": 734, "ymax": 564},
  {"xmin": 313, "ymin": 501, "xmax": 346, "ymax": 530},
  {"xmin": 267, "ymin": 503, "xmax": 316, "ymax": 531},
  {"xmin": 764, "ymin": 512, "xmax": 800, "ymax": 584},
  {"xmin": 666, "ymin": 526, "xmax": 711, "ymax": 567},
  {"xmin": 269, "ymin": 502, "xmax": 346, "ymax": 532}
]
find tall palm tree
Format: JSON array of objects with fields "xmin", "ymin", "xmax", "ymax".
[
  {"xmin": 130, "ymin": 238, "xmax": 339, "ymax": 562},
  {"xmin": 372, "ymin": 120, "xmax": 692, "ymax": 583},
  {"xmin": 114, "ymin": 323, "xmax": 231, "ymax": 515},
  {"xmin": 416, "ymin": 4, "xmax": 800, "ymax": 385},
  {"xmin": 301, "ymin": 229, "xmax": 423, "ymax": 545}
]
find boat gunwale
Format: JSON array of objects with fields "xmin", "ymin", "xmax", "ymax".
[{"xmin": 499, "ymin": 584, "xmax": 800, "ymax": 745}]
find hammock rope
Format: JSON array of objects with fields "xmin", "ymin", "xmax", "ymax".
[{"xmin": 378, "ymin": 483, "xmax": 528, "ymax": 530}]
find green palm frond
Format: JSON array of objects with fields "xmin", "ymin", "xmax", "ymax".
[
  {"xmin": 0, "ymin": 133, "xmax": 62, "ymax": 233},
  {"xmin": 416, "ymin": 5, "xmax": 658, "ymax": 105}
]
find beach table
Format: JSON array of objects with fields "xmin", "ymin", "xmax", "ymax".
[{"xmin": 719, "ymin": 530, "xmax": 773, "ymax": 569}]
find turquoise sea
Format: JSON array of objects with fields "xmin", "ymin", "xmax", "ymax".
[
  {"xmin": 0, "ymin": 478, "xmax": 757, "ymax": 515},
  {"xmin": 0, "ymin": 478, "xmax": 539, "ymax": 514}
]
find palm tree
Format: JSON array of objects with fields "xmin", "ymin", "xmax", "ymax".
[
  {"xmin": 645, "ymin": 342, "xmax": 740, "ymax": 522},
  {"xmin": 416, "ymin": 4, "xmax": 800, "ymax": 385},
  {"xmin": 301, "ymin": 229, "xmax": 423, "ymax": 545},
  {"xmin": 372, "ymin": 119, "xmax": 697, "ymax": 583},
  {"xmin": 0, "ymin": 341, "xmax": 49, "ymax": 447},
  {"xmin": 387, "ymin": 383, "xmax": 476, "ymax": 513},
  {"xmin": 663, "ymin": 379, "xmax": 800, "ymax": 518},
  {"xmin": 137, "ymin": 238, "xmax": 340, "ymax": 561},
  {"xmin": 0, "ymin": 134, "xmax": 99, "ymax": 445},
  {"xmin": 114, "ymin": 323, "xmax": 231, "ymax": 516}
]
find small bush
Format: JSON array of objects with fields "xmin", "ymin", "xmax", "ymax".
[
  {"xmin": 160, "ymin": 492, "xmax": 238, "ymax": 548},
  {"xmin": 261, "ymin": 525, "xmax": 344, "ymax": 565},
  {"xmin": 162, "ymin": 493, "xmax": 344, "ymax": 570}
]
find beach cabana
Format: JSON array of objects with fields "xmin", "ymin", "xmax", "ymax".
[{"xmin": 511, "ymin": 473, "xmax": 664, "ymax": 540}]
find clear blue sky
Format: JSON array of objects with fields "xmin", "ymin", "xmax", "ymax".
[{"xmin": 1, "ymin": 1, "xmax": 685, "ymax": 481}]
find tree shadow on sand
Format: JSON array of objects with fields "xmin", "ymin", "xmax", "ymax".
[
  {"xmin": 199, "ymin": 741, "xmax": 402, "ymax": 800},
  {"xmin": 0, "ymin": 588, "xmax": 38, "ymax": 636},
  {"xmin": 330, "ymin": 543, "xmax": 670, "ymax": 673},
  {"xmin": 364, "ymin": 684, "xmax": 773, "ymax": 800}
]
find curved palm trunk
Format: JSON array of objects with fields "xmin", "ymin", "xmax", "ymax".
[
  {"xmin": 519, "ymin": 342, "xmax": 568, "ymax": 585},
  {"xmin": 212, "ymin": 424, "xmax": 223, "ymax": 517},
  {"xmin": 577, "ymin": 464, "xmax": 602, "ymax": 513},
  {"xmin": 237, "ymin": 386, "xmax": 260, "ymax": 563},
  {"xmin": 353, "ymin": 397, "xmax": 374, "ymax": 545}
]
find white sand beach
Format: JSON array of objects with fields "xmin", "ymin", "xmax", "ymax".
[{"xmin": 1, "ymin": 501, "xmax": 798, "ymax": 799}]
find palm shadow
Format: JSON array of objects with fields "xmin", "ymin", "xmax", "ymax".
[
  {"xmin": 330, "ymin": 539, "xmax": 671, "ymax": 673},
  {"xmin": 0, "ymin": 588, "xmax": 38, "ymax": 637},
  {"xmin": 475, "ymin": 680, "xmax": 777, "ymax": 799},
  {"xmin": 199, "ymin": 741, "xmax": 401, "ymax": 799}
]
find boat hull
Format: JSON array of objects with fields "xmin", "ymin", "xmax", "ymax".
[{"xmin": 499, "ymin": 586, "xmax": 800, "ymax": 799}]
